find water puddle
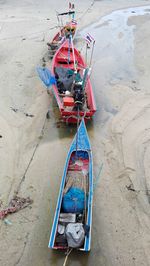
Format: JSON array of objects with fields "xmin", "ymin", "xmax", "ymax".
[{"xmin": 80, "ymin": 6, "xmax": 150, "ymax": 123}]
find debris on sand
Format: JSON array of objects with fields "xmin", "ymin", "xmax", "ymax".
[
  {"xmin": 10, "ymin": 107, "xmax": 18, "ymax": 112},
  {"xmin": 46, "ymin": 110, "xmax": 50, "ymax": 119},
  {"xmin": 24, "ymin": 113, "xmax": 34, "ymax": 117},
  {"xmin": 10, "ymin": 107, "xmax": 34, "ymax": 117},
  {"xmin": 0, "ymin": 196, "xmax": 33, "ymax": 220},
  {"xmin": 42, "ymin": 57, "xmax": 46, "ymax": 63},
  {"xmin": 4, "ymin": 219, "xmax": 12, "ymax": 225},
  {"xmin": 126, "ymin": 184, "xmax": 136, "ymax": 192}
]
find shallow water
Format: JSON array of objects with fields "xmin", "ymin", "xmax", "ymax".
[{"xmin": 80, "ymin": 6, "xmax": 150, "ymax": 121}]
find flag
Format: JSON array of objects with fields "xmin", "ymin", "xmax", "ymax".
[
  {"xmin": 85, "ymin": 33, "xmax": 95, "ymax": 45},
  {"xmin": 69, "ymin": 2, "xmax": 75, "ymax": 10},
  {"xmin": 72, "ymin": 19, "xmax": 77, "ymax": 25}
]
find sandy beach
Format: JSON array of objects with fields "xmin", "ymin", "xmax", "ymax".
[{"xmin": 0, "ymin": 0, "xmax": 150, "ymax": 265}]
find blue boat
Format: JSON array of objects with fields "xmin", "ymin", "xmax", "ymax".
[{"xmin": 48, "ymin": 119, "xmax": 93, "ymax": 251}]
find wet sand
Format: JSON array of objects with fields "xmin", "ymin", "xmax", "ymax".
[{"xmin": 0, "ymin": 0, "xmax": 150, "ymax": 265}]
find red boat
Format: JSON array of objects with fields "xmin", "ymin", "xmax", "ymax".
[
  {"xmin": 51, "ymin": 39, "xmax": 96, "ymax": 123},
  {"xmin": 47, "ymin": 18, "xmax": 77, "ymax": 58}
]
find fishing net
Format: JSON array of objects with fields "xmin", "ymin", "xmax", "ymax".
[{"xmin": 37, "ymin": 67, "xmax": 56, "ymax": 88}]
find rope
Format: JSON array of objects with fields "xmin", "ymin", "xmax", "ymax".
[
  {"xmin": 65, "ymin": 110, "xmax": 89, "ymax": 125},
  {"xmin": 0, "ymin": 26, "xmax": 58, "ymax": 41},
  {"xmin": 59, "ymin": 51, "xmax": 68, "ymax": 59},
  {"xmin": 93, "ymin": 163, "xmax": 103, "ymax": 190},
  {"xmin": 77, "ymin": 0, "xmax": 95, "ymax": 22},
  {"xmin": 75, "ymin": 106, "xmax": 80, "ymax": 158},
  {"xmin": 77, "ymin": 62, "xmax": 85, "ymax": 70},
  {"xmin": 15, "ymin": 115, "xmax": 47, "ymax": 195},
  {"xmin": 63, "ymin": 248, "xmax": 73, "ymax": 266}
]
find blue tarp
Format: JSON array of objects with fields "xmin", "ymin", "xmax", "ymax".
[{"xmin": 62, "ymin": 187, "xmax": 85, "ymax": 213}]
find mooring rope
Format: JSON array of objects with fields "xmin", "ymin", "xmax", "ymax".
[{"xmin": 63, "ymin": 248, "xmax": 73, "ymax": 266}]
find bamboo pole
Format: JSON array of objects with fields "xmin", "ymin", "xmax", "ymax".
[
  {"xmin": 75, "ymin": 107, "xmax": 80, "ymax": 159},
  {"xmin": 56, "ymin": 13, "xmax": 62, "ymax": 38},
  {"xmin": 85, "ymin": 43, "xmax": 88, "ymax": 65},
  {"xmin": 70, "ymin": 35, "xmax": 77, "ymax": 71},
  {"xmin": 89, "ymin": 40, "xmax": 95, "ymax": 67}
]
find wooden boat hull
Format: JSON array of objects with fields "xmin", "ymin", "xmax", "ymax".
[
  {"xmin": 47, "ymin": 22, "xmax": 77, "ymax": 58},
  {"xmin": 51, "ymin": 40, "xmax": 96, "ymax": 123},
  {"xmin": 49, "ymin": 120, "xmax": 93, "ymax": 251}
]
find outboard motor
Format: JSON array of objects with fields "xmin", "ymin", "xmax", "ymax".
[{"xmin": 73, "ymin": 82, "xmax": 85, "ymax": 110}]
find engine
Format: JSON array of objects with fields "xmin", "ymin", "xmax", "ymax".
[{"xmin": 73, "ymin": 82, "xmax": 85, "ymax": 110}]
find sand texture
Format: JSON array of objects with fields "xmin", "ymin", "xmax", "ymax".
[{"xmin": 0, "ymin": 0, "xmax": 150, "ymax": 265}]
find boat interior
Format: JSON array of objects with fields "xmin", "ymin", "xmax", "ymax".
[
  {"xmin": 54, "ymin": 150, "xmax": 90, "ymax": 250},
  {"xmin": 54, "ymin": 46, "xmax": 91, "ymax": 113}
]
